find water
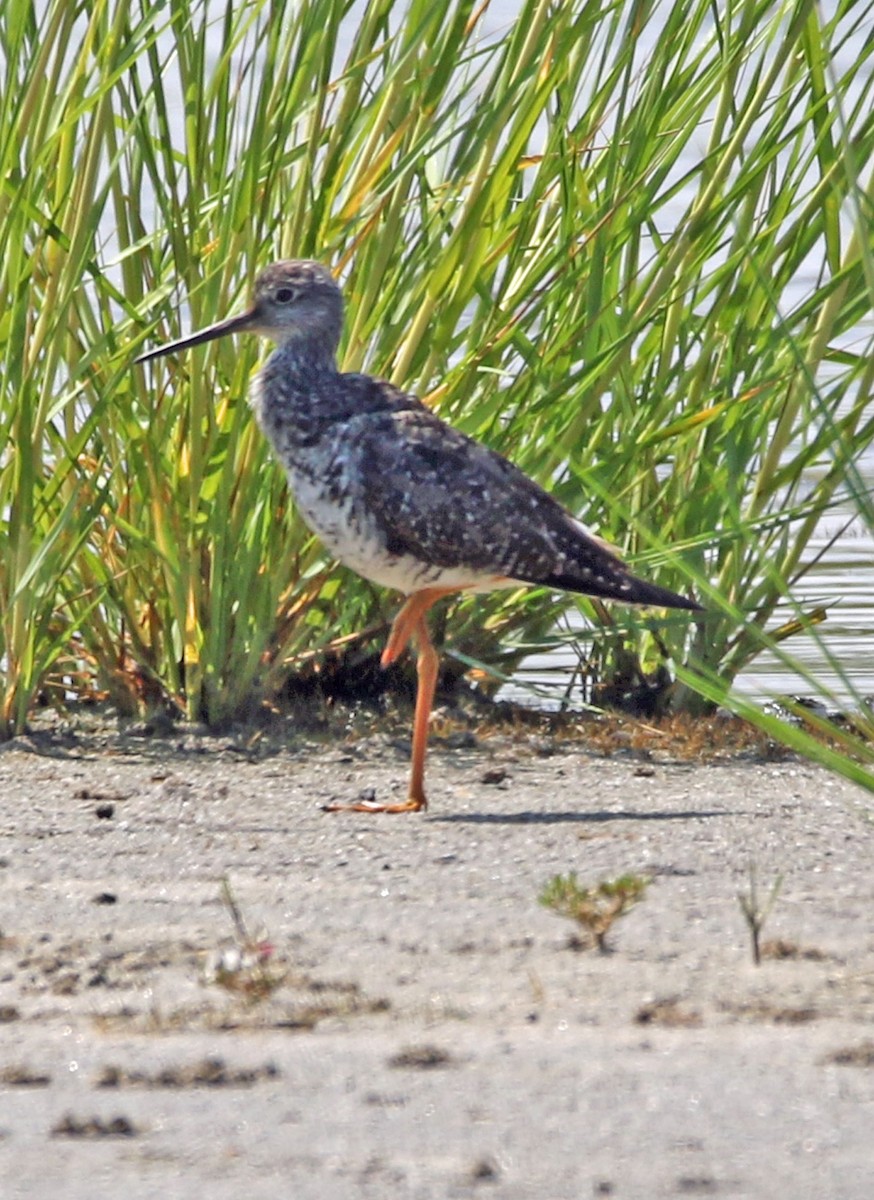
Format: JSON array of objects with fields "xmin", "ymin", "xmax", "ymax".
[{"xmin": 502, "ymin": 504, "xmax": 874, "ymax": 713}]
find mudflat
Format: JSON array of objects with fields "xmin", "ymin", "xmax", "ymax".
[{"xmin": 0, "ymin": 716, "xmax": 872, "ymax": 1199}]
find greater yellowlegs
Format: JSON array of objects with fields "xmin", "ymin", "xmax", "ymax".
[{"xmin": 136, "ymin": 260, "xmax": 702, "ymax": 813}]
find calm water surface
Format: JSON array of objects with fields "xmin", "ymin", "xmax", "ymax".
[{"xmin": 502, "ymin": 502, "xmax": 874, "ymax": 713}]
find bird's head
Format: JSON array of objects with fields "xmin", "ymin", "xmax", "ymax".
[{"xmin": 135, "ymin": 260, "xmax": 343, "ymax": 365}]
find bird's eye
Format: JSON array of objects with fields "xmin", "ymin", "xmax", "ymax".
[{"xmin": 275, "ymin": 287, "xmax": 296, "ymax": 304}]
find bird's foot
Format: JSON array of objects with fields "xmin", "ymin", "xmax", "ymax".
[{"xmin": 321, "ymin": 794, "xmax": 427, "ymax": 814}]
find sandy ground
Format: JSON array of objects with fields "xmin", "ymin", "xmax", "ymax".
[{"xmin": 0, "ymin": 715, "xmax": 872, "ymax": 1200}]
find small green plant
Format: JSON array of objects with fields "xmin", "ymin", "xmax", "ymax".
[
  {"xmin": 738, "ymin": 863, "xmax": 784, "ymax": 966},
  {"xmin": 539, "ymin": 872, "xmax": 650, "ymax": 953}
]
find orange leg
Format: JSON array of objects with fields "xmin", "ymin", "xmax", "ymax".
[
  {"xmin": 380, "ymin": 588, "xmax": 453, "ymax": 668},
  {"xmin": 323, "ymin": 588, "xmax": 454, "ymax": 814},
  {"xmin": 406, "ymin": 609, "xmax": 439, "ymax": 810}
]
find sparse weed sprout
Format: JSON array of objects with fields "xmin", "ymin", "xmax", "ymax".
[
  {"xmin": 539, "ymin": 872, "xmax": 649, "ymax": 953},
  {"xmin": 738, "ymin": 863, "xmax": 784, "ymax": 966},
  {"xmin": 204, "ymin": 877, "xmax": 287, "ymax": 1002}
]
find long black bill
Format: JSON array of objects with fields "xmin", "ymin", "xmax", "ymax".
[{"xmin": 134, "ymin": 308, "xmax": 257, "ymax": 364}]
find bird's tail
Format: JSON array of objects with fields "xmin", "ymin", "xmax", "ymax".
[{"xmin": 536, "ymin": 568, "xmax": 704, "ymax": 612}]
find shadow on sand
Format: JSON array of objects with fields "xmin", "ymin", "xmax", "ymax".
[{"xmin": 431, "ymin": 807, "xmax": 730, "ymax": 825}]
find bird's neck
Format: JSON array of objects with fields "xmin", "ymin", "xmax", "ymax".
[
  {"xmin": 271, "ymin": 332, "xmax": 339, "ymax": 377},
  {"xmin": 260, "ymin": 337, "xmax": 341, "ymax": 410},
  {"xmin": 251, "ymin": 337, "xmax": 345, "ymax": 459}
]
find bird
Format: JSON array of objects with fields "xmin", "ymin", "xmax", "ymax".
[{"xmin": 136, "ymin": 260, "xmax": 703, "ymax": 813}]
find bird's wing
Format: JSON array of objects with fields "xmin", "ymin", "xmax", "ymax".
[{"xmin": 349, "ymin": 403, "xmax": 695, "ymax": 608}]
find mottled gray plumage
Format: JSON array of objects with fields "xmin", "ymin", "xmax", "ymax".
[
  {"xmin": 136, "ymin": 260, "xmax": 702, "ymax": 812},
  {"xmin": 139, "ymin": 260, "xmax": 699, "ymax": 609}
]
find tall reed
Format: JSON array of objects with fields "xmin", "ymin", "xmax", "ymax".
[{"xmin": 0, "ymin": 0, "xmax": 872, "ymax": 789}]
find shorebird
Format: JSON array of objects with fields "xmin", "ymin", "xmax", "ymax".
[{"xmin": 136, "ymin": 260, "xmax": 702, "ymax": 813}]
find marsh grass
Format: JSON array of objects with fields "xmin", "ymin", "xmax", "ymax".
[{"xmin": 1, "ymin": 0, "xmax": 873, "ymax": 794}]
